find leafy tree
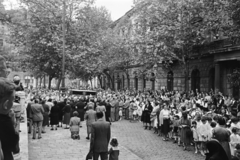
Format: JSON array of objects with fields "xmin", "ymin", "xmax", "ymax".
[{"xmin": 133, "ymin": 0, "xmax": 231, "ymax": 91}]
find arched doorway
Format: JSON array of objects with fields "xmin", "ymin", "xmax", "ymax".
[
  {"xmin": 167, "ymin": 71, "xmax": 174, "ymax": 91},
  {"xmin": 117, "ymin": 75, "xmax": 121, "ymax": 90},
  {"xmin": 191, "ymin": 69, "xmax": 200, "ymax": 92},
  {"xmin": 122, "ymin": 75, "xmax": 125, "ymax": 89},
  {"xmin": 143, "ymin": 74, "xmax": 146, "ymax": 90},
  {"xmin": 208, "ymin": 68, "xmax": 215, "ymax": 91},
  {"xmin": 112, "ymin": 75, "xmax": 115, "ymax": 90},
  {"xmin": 135, "ymin": 76, "xmax": 138, "ymax": 90},
  {"xmin": 150, "ymin": 73, "xmax": 155, "ymax": 90}
]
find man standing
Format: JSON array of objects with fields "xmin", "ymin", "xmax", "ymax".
[
  {"xmin": 31, "ymin": 99, "xmax": 44, "ymax": 139},
  {"xmin": 0, "ymin": 78, "xmax": 19, "ymax": 160},
  {"xmin": 90, "ymin": 112, "xmax": 111, "ymax": 160},
  {"xmin": 84, "ymin": 104, "xmax": 96, "ymax": 140}
]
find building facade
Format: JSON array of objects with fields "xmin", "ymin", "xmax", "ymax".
[{"xmin": 100, "ymin": 8, "xmax": 240, "ymax": 98}]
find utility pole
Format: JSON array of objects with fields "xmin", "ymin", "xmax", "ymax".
[{"xmin": 61, "ymin": 0, "xmax": 66, "ymax": 89}]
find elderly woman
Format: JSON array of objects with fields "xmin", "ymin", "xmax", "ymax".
[{"xmin": 69, "ymin": 111, "xmax": 81, "ymax": 140}]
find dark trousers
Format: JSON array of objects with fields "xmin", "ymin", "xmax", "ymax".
[{"xmin": 93, "ymin": 152, "xmax": 108, "ymax": 160}]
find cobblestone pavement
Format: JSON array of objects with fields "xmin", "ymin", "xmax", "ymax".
[{"xmin": 29, "ymin": 120, "xmax": 204, "ymax": 160}]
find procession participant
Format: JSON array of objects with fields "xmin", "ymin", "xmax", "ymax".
[
  {"xmin": 50, "ymin": 101, "xmax": 59, "ymax": 130},
  {"xmin": 69, "ymin": 111, "xmax": 81, "ymax": 140},
  {"xmin": 57, "ymin": 98, "xmax": 67, "ymax": 127},
  {"xmin": 76, "ymin": 97, "xmax": 85, "ymax": 127},
  {"xmin": 96, "ymin": 101, "xmax": 107, "ymax": 122},
  {"xmin": 84, "ymin": 103, "xmax": 96, "ymax": 140},
  {"xmin": 31, "ymin": 99, "xmax": 44, "ymax": 139},
  {"xmin": 62, "ymin": 101, "xmax": 71, "ymax": 129},
  {"xmin": 41, "ymin": 100, "xmax": 50, "ymax": 133}
]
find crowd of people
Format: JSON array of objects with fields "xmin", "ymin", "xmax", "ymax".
[{"xmin": 2, "ymin": 79, "xmax": 240, "ymax": 160}]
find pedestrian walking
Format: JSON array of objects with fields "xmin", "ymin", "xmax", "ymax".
[{"xmin": 90, "ymin": 112, "xmax": 111, "ymax": 160}]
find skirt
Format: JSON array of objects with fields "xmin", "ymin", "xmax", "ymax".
[
  {"xmin": 161, "ymin": 118, "xmax": 170, "ymax": 135},
  {"xmin": 63, "ymin": 113, "xmax": 71, "ymax": 125},
  {"xmin": 42, "ymin": 113, "xmax": 49, "ymax": 126}
]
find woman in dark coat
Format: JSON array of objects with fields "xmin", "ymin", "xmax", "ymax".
[
  {"xmin": 179, "ymin": 111, "xmax": 191, "ymax": 150},
  {"xmin": 141, "ymin": 100, "xmax": 153, "ymax": 130},
  {"xmin": 42, "ymin": 100, "xmax": 50, "ymax": 133},
  {"xmin": 62, "ymin": 101, "xmax": 71, "ymax": 129},
  {"xmin": 50, "ymin": 101, "xmax": 59, "ymax": 130}
]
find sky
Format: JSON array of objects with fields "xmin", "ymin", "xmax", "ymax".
[{"xmin": 3, "ymin": 0, "xmax": 134, "ymax": 21}]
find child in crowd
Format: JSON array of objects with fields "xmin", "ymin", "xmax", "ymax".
[
  {"xmin": 172, "ymin": 115, "xmax": 180, "ymax": 144},
  {"xmin": 119, "ymin": 108, "xmax": 123, "ymax": 121},
  {"xmin": 191, "ymin": 121, "xmax": 199, "ymax": 154},
  {"xmin": 210, "ymin": 121, "xmax": 217, "ymax": 139},
  {"xmin": 109, "ymin": 138, "xmax": 119, "ymax": 160},
  {"xmin": 197, "ymin": 116, "xmax": 211, "ymax": 156},
  {"xmin": 230, "ymin": 127, "xmax": 240, "ymax": 156}
]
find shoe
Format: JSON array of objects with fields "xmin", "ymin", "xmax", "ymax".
[
  {"xmin": 55, "ymin": 128, "xmax": 57, "ymax": 130},
  {"xmin": 38, "ymin": 137, "xmax": 42, "ymax": 139},
  {"xmin": 32, "ymin": 137, "xmax": 35, "ymax": 140},
  {"xmin": 86, "ymin": 137, "xmax": 90, "ymax": 140},
  {"xmin": 42, "ymin": 131, "xmax": 46, "ymax": 134},
  {"xmin": 173, "ymin": 140, "xmax": 177, "ymax": 143},
  {"xmin": 51, "ymin": 128, "xmax": 54, "ymax": 130},
  {"xmin": 28, "ymin": 132, "xmax": 31, "ymax": 134},
  {"xmin": 144, "ymin": 126, "xmax": 147, "ymax": 130}
]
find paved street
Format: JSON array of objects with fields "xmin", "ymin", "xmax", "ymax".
[{"xmin": 29, "ymin": 120, "xmax": 204, "ymax": 160}]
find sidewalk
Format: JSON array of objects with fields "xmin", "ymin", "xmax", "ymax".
[{"xmin": 28, "ymin": 122, "xmax": 141, "ymax": 160}]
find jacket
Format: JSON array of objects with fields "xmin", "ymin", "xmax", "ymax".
[
  {"xmin": 90, "ymin": 119, "xmax": 111, "ymax": 152},
  {"xmin": 31, "ymin": 103, "xmax": 44, "ymax": 121},
  {"xmin": 84, "ymin": 109, "xmax": 96, "ymax": 126},
  {"xmin": 0, "ymin": 114, "xmax": 19, "ymax": 160}
]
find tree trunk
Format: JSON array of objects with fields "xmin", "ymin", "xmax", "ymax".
[
  {"xmin": 43, "ymin": 75, "xmax": 46, "ymax": 88},
  {"xmin": 48, "ymin": 76, "xmax": 52, "ymax": 89},
  {"xmin": 39, "ymin": 77, "xmax": 42, "ymax": 89},
  {"xmin": 36, "ymin": 77, "xmax": 38, "ymax": 88},
  {"xmin": 103, "ymin": 71, "xmax": 113, "ymax": 90},
  {"xmin": 56, "ymin": 78, "xmax": 62, "ymax": 90},
  {"xmin": 97, "ymin": 75, "xmax": 103, "ymax": 88}
]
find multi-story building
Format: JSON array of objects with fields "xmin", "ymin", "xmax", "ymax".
[{"xmin": 101, "ymin": 6, "xmax": 240, "ymax": 98}]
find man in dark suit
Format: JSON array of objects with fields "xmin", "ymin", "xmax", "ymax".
[
  {"xmin": 76, "ymin": 98, "xmax": 85, "ymax": 125},
  {"xmin": 90, "ymin": 112, "xmax": 111, "ymax": 160}
]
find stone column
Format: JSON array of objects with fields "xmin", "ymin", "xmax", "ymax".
[{"xmin": 214, "ymin": 62, "xmax": 220, "ymax": 93}]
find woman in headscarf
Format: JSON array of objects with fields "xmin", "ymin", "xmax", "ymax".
[
  {"xmin": 205, "ymin": 139, "xmax": 229, "ymax": 160},
  {"xmin": 212, "ymin": 116, "xmax": 231, "ymax": 160}
]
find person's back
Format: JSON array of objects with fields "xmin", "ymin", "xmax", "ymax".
[
  {"xmin": 31, "ymin": 102, "xmax": 44, "ymax": 122},
  {"xmin": 90, "ymin": 112, "xmax": 111, "ymax": 159}
]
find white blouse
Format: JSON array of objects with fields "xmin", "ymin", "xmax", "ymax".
[{"xmin": 162, "ymin": 109, "xmax": 169, "ymax": 118}]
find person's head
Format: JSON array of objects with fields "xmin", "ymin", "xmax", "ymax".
[
  {"xmin": 73, "ymin": 111, "xmax": 78, "ymax": 117},
  {"xmin": 231, "ymin": 117, "xmax": 239, "ymax": 124},
  {"xmin": 53, "ymin": 101, "xmax": 58, "ymax": 106},
  {"xmin": 192, "ymin": 121, "xmax": 197, "ymax": 128},
  {"xmin": 96, "ymin": 111, "xmax": 103, "ymax": 119},
  {"xmin": 163, "ymin": 103, "xmax": 168, "ymax": 110},
  {"xmin": 210, "ymin": 121, "xmax": 217, "ymax": 128},
  {"xmin": 35, "ymin": 99, "xmax": 39, "ymax": 104},
  {"xmin": 110, "ymin": 137, "xmax": 118, "ymax": 147},
  {"xmin": 218, "ymin": 116, "xmax": 226, "ymax": 126},
  {"xmin": 232, "ymin": 127, "xmax": 238, "ymax": 134},
  {"xmin": 201, "ymin": 116, "xmax": 207, "ymax": 124},
  {"xmin": 0, "ymin": 78, "xmax": 16, "ymax": 115}
]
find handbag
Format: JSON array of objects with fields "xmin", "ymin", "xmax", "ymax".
[{"xmin": 85, "ymin": 151, "xmax": 93, "ymax": 160}]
